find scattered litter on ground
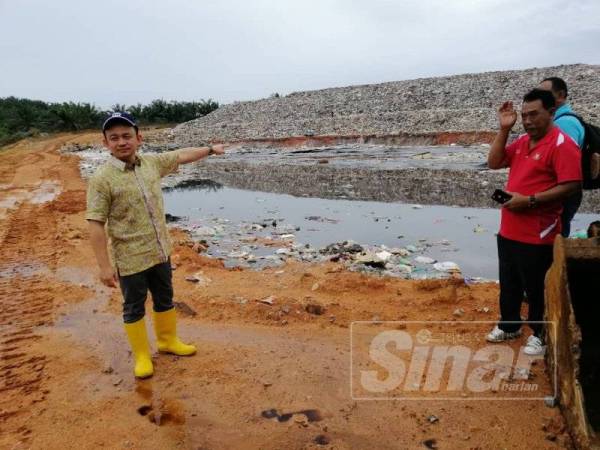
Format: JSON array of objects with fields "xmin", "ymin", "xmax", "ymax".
[
  {"xmin": 185, "ymin": 272, "xmax": 212, "ymax": 286},
  {"xmin": 257, "ymin": 295, "xmax": 276, "ymax": 306},
  {"xmin": 375, "ymin": 250, "xmax": 392, "ymax": 262},
  {"xmin": 305, "ymin": 215, "xmax": 339, "ymax": 224},
  {"xmin": 571, "ymin": 229, "xmax": 588, "ymax": 239},
  {"xmin": 173, "ymin": 213, "xmax": 472, "ymax": 280},
  {"xmin": 305, "ymin": 303, "xmax": 325, "ymax": 315},
  {"xmin": 423, "ymin": 438, "xmax": 439, "ymax": 449},
  {"xmin": 433, "ymin": 262, "xmax": 461, "ymax": 273},
  {"xmin": 415, "ymin": 256, "xmax": 436, "ymax": 264},
  {"xmin": 174, "ymin": 301, "xmax": 197, "ymax": 317},
  {"xmin": 453, "ymin": 308, "xmax": 464, "ymax": 317}
]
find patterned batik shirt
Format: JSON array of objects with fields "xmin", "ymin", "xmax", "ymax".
[{"xmin": 86, "ymin": 152, "xmax": 179, "ymax": 276}]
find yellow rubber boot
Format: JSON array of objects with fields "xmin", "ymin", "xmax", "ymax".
[
  {"xmin": 153, "ymin": 309, "xmax": 196, "ymax": 356},
  {"xmin": 123, "ymin": 318, "xmax": 154, "ymax": 378}
]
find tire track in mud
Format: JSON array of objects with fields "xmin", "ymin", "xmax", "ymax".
[
  {"xmin": 0, "ymin": 134, "xmax": 106, "ymax": 447},
  {"xmin": 0, "ymin": 202, "xmax": 57, "ymax": 445},
  {"xmin": 0, "ymin": 137, "xmax": 86, "ymax": 447}
]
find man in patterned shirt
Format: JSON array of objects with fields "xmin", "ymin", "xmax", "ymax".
[{"xmin": 86, "ymin": 112, "xmax": 225, "ymax": 378}]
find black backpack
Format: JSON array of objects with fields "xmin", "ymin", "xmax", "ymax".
[{"xmin": 555, "ymin": 112, "xmax": 600, "ymax": 190}]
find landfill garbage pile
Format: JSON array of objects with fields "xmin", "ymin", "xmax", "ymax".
[{"xmin": 172, "ymin": 64, "xmax": 600, "ymax": 145}]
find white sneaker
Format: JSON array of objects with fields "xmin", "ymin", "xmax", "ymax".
[
  {"xmin": 486, "ymin": 325, "xmax": 522, "ymax": 343},
  {"xmin": 523, "ymin": 335, "xmax": 546, "ymax": 356}
]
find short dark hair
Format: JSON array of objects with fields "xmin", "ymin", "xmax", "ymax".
[
  {"xmin": 523, "ymin": 88, "xmax": 556, "ymax": 110},
  {"xmin": 542, "ymin": 77, "xmax": 568, "ymax": 98},
  {"xmin": 587, "ymin": 221, "xmax": 600, "ymax": 238}
]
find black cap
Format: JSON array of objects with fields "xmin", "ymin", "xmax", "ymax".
[{"xmin": 102, "ymin": 112, "xmax": 137, "ymax": 132}]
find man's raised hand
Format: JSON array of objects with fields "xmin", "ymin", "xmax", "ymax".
[{"xmin": 498, "ymin": 101, "xmax": 517, "ymax": 131}]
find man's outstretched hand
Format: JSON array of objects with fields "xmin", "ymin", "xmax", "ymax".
[
  {"xmin": 498, "ymin": 101, "xmax": 518, "ymax": 131},
  {"xmin": 177, "ymin": 144, "xmax": 227, "ymax": 164},
  {"xmin": 211, "ymin": 144, "xmax": 226, "ymax": 155}
]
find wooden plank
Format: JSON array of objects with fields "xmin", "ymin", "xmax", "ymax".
[{"xmin": 545, "ymin": 236, "xmax": 600, "ymax": 449}]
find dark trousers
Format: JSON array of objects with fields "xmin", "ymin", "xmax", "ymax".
[
  {"xmin": 118, "ymin": 260, "xmax": 174, "ymax": 323},
  {"xmin": 497, "ymin": 235, "xmax": 553, "ymax": 338},
  {"xmin": 561, "ymin": 191, "xmax": 583, "ymax": 238}
]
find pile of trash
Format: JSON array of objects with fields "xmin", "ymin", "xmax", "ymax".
[{"xmin": 174, "ymin": 214, "xmax": 480, "ymax": 281}]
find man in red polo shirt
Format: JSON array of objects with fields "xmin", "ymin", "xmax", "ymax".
[{"xmin": 486, "ymin": 88, "xmax": 582, "ymax": 355}]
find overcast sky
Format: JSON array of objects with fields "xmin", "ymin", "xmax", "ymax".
[{"xmin": 1, "ymin": 0, "xmax": 598, "ymax": 108}]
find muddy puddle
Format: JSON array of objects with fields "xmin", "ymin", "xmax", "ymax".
[
  {"xmin": 0, "ymin": 181, "xmax": 61, "ymax": 217},
  {"xmin": 164, "ymin": 182, "xmax": 597, "ymax": 280}
]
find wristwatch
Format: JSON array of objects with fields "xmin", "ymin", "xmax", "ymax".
[
  {"xmin": 207, "ymin": 145, "xmax": 216, "ymax": 155},
  {"xmin": 528, "ymin": 195, "xmax": 538, "ymax": 208}
]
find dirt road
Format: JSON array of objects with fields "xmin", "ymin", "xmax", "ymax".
[{"xmin": 0, "ymin": 134, "xmax": 570, "ymax": 449}]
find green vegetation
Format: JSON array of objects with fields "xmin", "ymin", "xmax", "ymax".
[{"xmin": 0, "ymin": 97, "xmax": 219, "ymax": 146}]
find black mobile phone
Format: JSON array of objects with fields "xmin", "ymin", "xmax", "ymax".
[{"xmin": 491, "ymin": 189, "xmax": 513, "ymax": 204}]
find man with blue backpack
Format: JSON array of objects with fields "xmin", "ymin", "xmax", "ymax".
[{"xmin": 539, "ymin": 77, "xmax": 585, "ymax": 237}]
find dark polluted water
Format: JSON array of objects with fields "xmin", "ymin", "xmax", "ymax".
[{"xmin": 163, "ymin": 180, "xmax": 596, "ymax": 280}]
